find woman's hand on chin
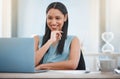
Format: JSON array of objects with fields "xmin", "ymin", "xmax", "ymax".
[{"xmin": 50, "ymin": 30, "xmax": 63, "ymax": 42}]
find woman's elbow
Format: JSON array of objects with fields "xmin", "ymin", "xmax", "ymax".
[
  {"xmin": 68, "ymin": 62, "xmax": 78, "ymax": 70},
  {"xmin": 71, "ymin": 65, "xmax": 77, "ymax": 70}
]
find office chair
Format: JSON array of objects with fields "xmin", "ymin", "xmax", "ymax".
[{"xmin": 76, "ymin": 50, "xmax": 86, "ymax": 70}]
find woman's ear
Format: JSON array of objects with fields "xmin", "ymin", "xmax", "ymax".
[{"xmin": 64, "ymin": 14, "xmax": 68, "ymax": 22}]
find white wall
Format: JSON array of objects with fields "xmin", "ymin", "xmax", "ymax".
[
  {"xmin": 1, "ymin": 0, "xmax": 11, "ymax": 37},
  {"xmin": 106, "ymin": 0, "xmax": 120, "ymax": 53},
  {"xmin": 0, "ymin": 0, "xmax": 2, "ymax": 37},
  {"xmin": 105, "ymin": 0, "xmax": 120, "ymax": 67}
]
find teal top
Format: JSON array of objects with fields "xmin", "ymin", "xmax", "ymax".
[{"xmin": 39, "ymin": 35, "xmax": 75, "ymax": 64}]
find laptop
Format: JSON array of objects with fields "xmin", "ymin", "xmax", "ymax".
[{"xmin": 0, "ymin": 38, "xmax": 47, "ymax": 73}]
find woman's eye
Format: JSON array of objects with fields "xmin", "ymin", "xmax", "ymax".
[
  {"xmin": 56, "ymin": 17, "xmax": 61, "ymax": 20},
  {"xmin": 48, "ymin": 17, "xmax": 52, "ymax": 20}
]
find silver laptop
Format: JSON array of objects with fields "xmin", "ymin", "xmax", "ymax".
[{"xmin": 0, "ymin": 38, "xmax": 47, "ymax": 73}]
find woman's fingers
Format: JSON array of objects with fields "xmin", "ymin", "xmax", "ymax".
[
  {"xmin": 55, "ymin": 31, "xmax": 63, "ymax": 40},
  {"xmin": 50, "ymin": 31, "xmax": 63, "ymax": 41},
  {"xmin": 35, "ymin": 65, "xmax": 40, "ymax": 70},
  {"xmin": 35, "ymin": 65, "xmax": 50, "ymax": 70}
]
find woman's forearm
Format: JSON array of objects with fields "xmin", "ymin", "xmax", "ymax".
[
  {"xmin": 35, "ymin": 60, "xmax": 78, "ymax": 70},
  {"xmin": 35, "ymin": 39, "xmax": 53, "ymax": 66}
]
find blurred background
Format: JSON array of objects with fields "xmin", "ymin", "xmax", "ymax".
[{"xmin": 0, "ymin": 0, "xmax": 120, "ymax": 71}]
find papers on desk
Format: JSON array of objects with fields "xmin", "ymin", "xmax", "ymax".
[{"xmin": 114, "ymin": 69, "xmax": 120, "ymax": 74}]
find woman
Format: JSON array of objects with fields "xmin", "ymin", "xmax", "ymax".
[{"xmin": 34, "ymin": 2, "xmax": 81, "ymax": 70}]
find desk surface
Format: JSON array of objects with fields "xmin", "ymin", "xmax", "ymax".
[{"xmin": 0, "ymin": 70, "xmax": 120, "ymax": 78}]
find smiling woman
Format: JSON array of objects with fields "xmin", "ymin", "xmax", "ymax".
[{"xmin": 34, "ymin": 2, "xmax": 81, "ymax": 70}]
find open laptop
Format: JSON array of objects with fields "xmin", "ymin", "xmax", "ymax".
[{"xmin": 0, "ymin": 38, "xmax": 47, "ymax": 73}]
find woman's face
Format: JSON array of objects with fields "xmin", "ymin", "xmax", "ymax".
[{"xmin": 46, "ymin": 8, "xmax": 67, "ymax": 31}]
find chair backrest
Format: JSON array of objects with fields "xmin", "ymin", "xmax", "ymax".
[{"xmin": 76, "ymin": 50, "xmax": 86, "ymax": 70}]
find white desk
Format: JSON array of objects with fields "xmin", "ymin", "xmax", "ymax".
[{"xmin": 0, "ymin": 70, "xmax": 120, "ymax": 78}]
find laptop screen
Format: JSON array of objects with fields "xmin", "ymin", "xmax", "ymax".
[{"xmin": 0, "ymin": 38, "xmax": 35, "ymax": 72}]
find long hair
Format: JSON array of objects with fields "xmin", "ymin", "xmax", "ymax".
[{"xmin": 40, "ymin": 2, "xmax": 68, "ymax": 64}]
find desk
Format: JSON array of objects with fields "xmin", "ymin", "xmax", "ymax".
[{"xmin": 0, "ymin": 70, "xmax": 120, "ymax": 78}]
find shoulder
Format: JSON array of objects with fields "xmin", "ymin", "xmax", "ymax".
[
  {"xmin": 70, "ymin": 36, "xmax": 81, "ymax": 52},
  {"xmin": 67, "ymin": 35, "xmax": 80, "ymax": 41},
  {"xmin": 34, "ymin": 35, "xmax": 43, "ymax": 42},
  {"xmin": 69, "ymin": 35, "xmax": 80, "ymax": 45},
  {"xmin": 34, "ymin": 35, "xmax": 39, "ymax": 41}
]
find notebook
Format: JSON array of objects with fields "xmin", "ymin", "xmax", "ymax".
[{"xmin": 0, "ymin": 38, "xmax": 47, "ymax": 73}]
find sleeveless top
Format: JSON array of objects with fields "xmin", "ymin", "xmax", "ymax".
[{"xmin": 39, "ymin": 35, "xmax": 75, "ymax": 64}]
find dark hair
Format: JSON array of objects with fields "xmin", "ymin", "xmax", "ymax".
[{"xmin": 40, "ymin": 2, "xmax": 68, "ymax": 63}]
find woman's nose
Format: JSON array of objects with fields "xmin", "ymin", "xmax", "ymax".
[
  {"xmin": 51, "ymin": 22, "xmax": 57, "ymax": 29},
  {"xmin": 51, "ymin": 19, "xmax": 57, "ymax": 25}
]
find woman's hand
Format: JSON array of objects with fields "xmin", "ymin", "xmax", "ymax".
[
  {"xmin": 35, "ymin": 64, "xmax": 51, "ymax": 70},
  {"xmin": 50, "ymin": 31, "xmax": 63, "ymax": 43}
]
